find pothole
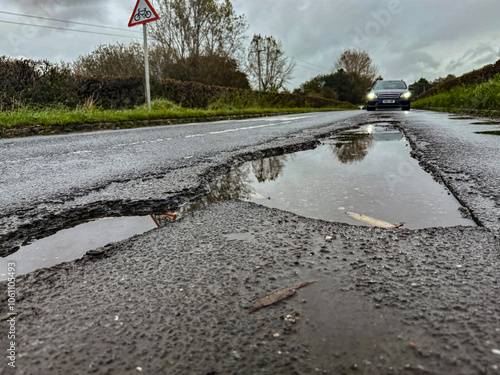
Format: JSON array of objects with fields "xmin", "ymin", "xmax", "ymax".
[
  {"xmin": 1, "ymin": 125, "xmax": 477, "ymax": 279},
  {"xmin": 470, "ymin": 121, "xmax": 500, "ymax": 125},
  {"xmin": 191, "ymin": 124, "xmax": 475, "ymax": 229},
  {"xmin": 0, "ymin": 216, "xmax": 161, "ymax": 280}
]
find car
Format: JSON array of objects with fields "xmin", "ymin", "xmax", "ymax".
[{"xmin": 366, "ymin": 80, "xmax": 412, "ymax": 111}]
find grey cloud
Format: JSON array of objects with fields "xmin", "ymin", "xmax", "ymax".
[
  {"xmin": 446, "ymin": 44, "xmax": 499, "ymax": 72},
  {"xmin": 11, "ymin": 0, "xmax": 112, "ymax": 22},
  {"xmin": 3, "ymin": 0, "xmax": 500, "ymax": 89},
  {"xmin": 374, "ymin": 50, "xmax": 442, "ymax": 82}
]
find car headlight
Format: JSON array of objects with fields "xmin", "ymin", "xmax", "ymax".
[
  {"xmin": 367, "ymin": 92, "xmax": 377, "ymax": 100},
  {"xmin": 400, "ymin": 91, "xmax": 411, "ymax": 99}
]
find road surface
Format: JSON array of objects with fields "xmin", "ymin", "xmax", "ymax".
[{"xmin": 0, "ymin": 109, "xmax": 499, "ymax": 374}]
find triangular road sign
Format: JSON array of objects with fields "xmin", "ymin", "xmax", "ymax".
[{"xmin": 128, "ymin": 0, "xmax": 159, "ymax": 27}]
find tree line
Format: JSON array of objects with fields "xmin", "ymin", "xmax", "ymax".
[
  {"xmin": 73, "ymin": 0, "xmax": 296, "ymax": 93},
  {"xmin": 294, "ymin": 49, "xmax": 380, "ymax": 104},
  {"xmin": 408, "ymin": 75, "xmax": 457, "ymax": 97},
  {"xmin": 3, "ymin": 0, "xmax": 474, "ymax": 108},
  {"xmin": 72, "ymin": 0, "xmax": 382, "ymax": 104},
  {"xmin": 0, "ymin": 0, "xmax": 385, "ymax": 108}
]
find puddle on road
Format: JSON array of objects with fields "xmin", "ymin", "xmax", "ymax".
[
  {"xmin": 296, "ymin": 272, "xmax": 449, "ymax": 374},
  {"xmin": 1, "ymin": 216, "xmax": 158, "ymax": 280},
  {"xmin": 1, "ymin": 124, "xmax": 476, "ymax": 279},
  {"xmin": 446, "ymin": 116, "xmax": 500, "ymax": 136},
  {"xmin": 474, "ymin": 130, "xmax": 500, "ymax": 136},
  {"xmin": 195, "ymin": 124, "xmax": 475, "ymax": 229},
  {"xmin": 470, "ymin": 121, "xmax": 500, "ymax": 125}
]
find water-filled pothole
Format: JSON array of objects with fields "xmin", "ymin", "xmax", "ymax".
[
  {"xmin": 0, "ymin": 216, "xmax": 159, "ymax": 280},
  {"xmin": 1, "ymin": 124, "xmax": 476, "ymax": 279},
  {"xmin": 193, "ymin": 124, "xmax": 475, "ymax": 229}
]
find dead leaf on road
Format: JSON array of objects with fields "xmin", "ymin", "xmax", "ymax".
[
  {"xmin": 345, "ymin": 211, "xmax": 403, "ymax": 228},
  {"xmin": 249, "ymin": 280, "xmax": 318, "ymax": 314},
  {"xmin": 249, "ymin": 192, "xmax": 266, "ymax": 199}
]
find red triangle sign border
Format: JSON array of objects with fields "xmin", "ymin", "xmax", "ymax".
[{"xmin": 128, "ymin": 0, "xmax": 159, "ymax": 27}]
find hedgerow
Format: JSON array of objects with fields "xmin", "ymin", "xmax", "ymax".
[
  {"xmin": 0, "ymin": 56, "xmax": 356, "ymax": 111},
  {"xmin": 416, "ymin": 59, "xmax": 500, "ymax": 101}
]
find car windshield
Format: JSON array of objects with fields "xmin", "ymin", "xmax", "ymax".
[{"xmin": 373, "ymin": 81, "xmax": 407, "ymax": 90}]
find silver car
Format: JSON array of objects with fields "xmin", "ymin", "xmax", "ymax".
[{"xmin": 366, "ymin": 80, "xmax": 412, "ymax": 111}]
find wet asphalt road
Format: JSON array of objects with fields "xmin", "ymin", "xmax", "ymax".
[
  {"xmin": 1, "ymin": 109, "xmax": 500, "ymax": 374},
  {"xmin": 0, "ymin": 111, "xmax": 360, "ymax": 213},
  {"xmin": 0, "ymin": 111, "xmax": 361, "ymax": 253}
]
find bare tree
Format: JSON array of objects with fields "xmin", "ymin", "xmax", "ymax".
[
  {"xmin": 73, "ymin": 1, "xmax": 250, "ymax": 87},
  {"xmin": 149, "ymin": 0, "xmax": 247, "ymax": 61},
  {"xmin": 247, "ymin": 34, "xmax": 295, "ymax": 92},
  {"xmin": 335, "ymin": 49, "xmax": 378, "ymax": 83}
]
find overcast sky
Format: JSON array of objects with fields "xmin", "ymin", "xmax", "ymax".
[{"xmin": 1, "ymin": 0, "xmax": 499, "ymax": 90}]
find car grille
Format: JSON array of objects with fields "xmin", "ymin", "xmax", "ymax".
[{"xmin": 378, "ymin": 92, "xmax": 400, "ymax": 99}]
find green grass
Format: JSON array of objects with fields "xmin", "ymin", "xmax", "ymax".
[
  {"xmin": 0, "ymin": 99, "xmax": 355, "ymax": 132},
  {"xmin": 413, "ymin": 74, "xmax": 500, "ymax": 116}
]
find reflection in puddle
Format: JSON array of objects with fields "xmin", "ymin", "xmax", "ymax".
[
  {"xmin": 1, "ymin": 125, "xmax": 476, "ymax": 278},
  {"xmin": 330, "ymin": 132, "xmax": 374, "ymax": 164}
]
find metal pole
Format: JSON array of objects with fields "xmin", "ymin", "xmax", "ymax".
[
  {"xmin": 257, "ymin": 49, "xmax": 262, "ymax": 92},
  {"xmin": 143, "ymin": 23, "xmax": 151, "ymax": 110}
]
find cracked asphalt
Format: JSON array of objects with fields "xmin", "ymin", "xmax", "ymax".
[{"xmin": 1, "ymin": 110, "xmax": 499, "ymax": 375}]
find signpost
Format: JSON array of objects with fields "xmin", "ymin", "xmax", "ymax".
[{"xmin": 128, "ymin": 0, "xmax": 159, "ymax": 110}]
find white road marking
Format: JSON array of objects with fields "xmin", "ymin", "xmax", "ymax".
[{"xmin": 0, "ymin": 117, "xmax": 299, "ymax": 164}]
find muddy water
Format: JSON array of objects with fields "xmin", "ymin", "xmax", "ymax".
[{"xmin": 0, "ymin": 124, "xmax": 476, "ymax": 279}]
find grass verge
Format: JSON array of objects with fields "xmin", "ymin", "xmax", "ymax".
[
  {"xmin": 0, "ymin": 99, "xmax": 357, "ymax": 137},
  {"xmin": 413, "ymin": 74, "xmax": 500, "ymax": 117}
]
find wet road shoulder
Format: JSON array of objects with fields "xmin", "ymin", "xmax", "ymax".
[{"xmin": 2, "ymin": 200, "xmax": 498, "ymax": 375}]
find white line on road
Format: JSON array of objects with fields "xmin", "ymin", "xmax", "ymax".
[{"xmin": 0, "ymin": 118, "xmax": 297, "ymax": 165}]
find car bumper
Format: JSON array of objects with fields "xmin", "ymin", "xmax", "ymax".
[{"xmin": 367, "ymin": 99, "xmax": 410, "ymax": 108}]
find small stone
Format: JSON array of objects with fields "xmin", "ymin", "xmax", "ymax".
[
  {"xmin": 492, "ymin": 348, "xmax": 500, "ymax": 356},
  {"xmin": 238, "ymin": 299, "xmax": 253, "ymax": 309},
  {"xmin": 273, "ymin": 333, "xmax": 280, "ymax": 338}
]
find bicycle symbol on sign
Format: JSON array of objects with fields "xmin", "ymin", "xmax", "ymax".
[{"xmin": 134, "ymin": 7, "xmax": 152, "ymax": 21}]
